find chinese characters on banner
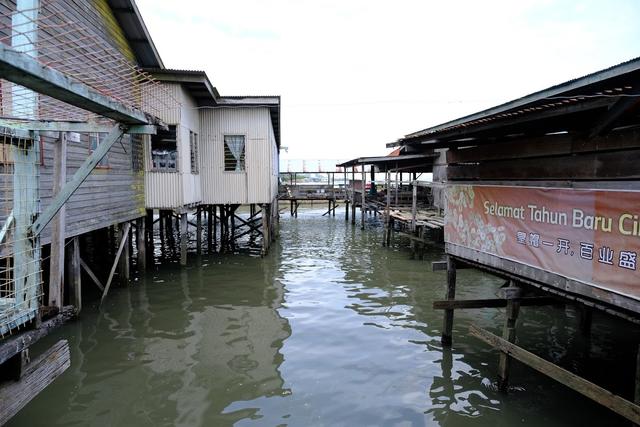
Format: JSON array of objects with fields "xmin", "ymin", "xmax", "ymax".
[{"xmin": 445, "ymin": 185, "xmax": 640, "ymax": 300}]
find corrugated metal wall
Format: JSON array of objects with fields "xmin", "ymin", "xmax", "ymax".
[
  {"xmin": 200, "ymin": 108, "xmax": 276, "ymax": 205},
  {"xmin": 145, "ymin": 171, "xmax": 183, "ymax": 209},
  {"xmin": 144, "ymin": 84, "xmax": 201, "ymax": 209}
]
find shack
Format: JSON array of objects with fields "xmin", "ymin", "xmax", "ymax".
[
  {"xmin": 337, "ymin": 151, "xmax": 443, "ymax": 255},
  {"xmin": 0, "ymin": 0, "xmax": 168, "ymax": 421},
  {"xmin": 143, "ymin": 68, "xmax": 281, "ymax": 261},
  {"xmin": 391, "ymin": 58, "xmax": 640, "ymax": 423}
]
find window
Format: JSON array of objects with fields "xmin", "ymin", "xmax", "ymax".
[
  {"xmin": 131, "ymin": 135, "xmax": 144, "ymax": 172},
  {"xmin": 89, "ymin": 133, "xmax": 109, "ymax": 168},
  {"xmin": 151, "ymin": 125, "xmax": 177, "ymax": 171},
  {"xmin": 190, "ymin": 131, "xmax": 199, "ymax": 174},
  {"xmin": 224, "ymin": 135, "xmax": 245, "ymax": 172}
]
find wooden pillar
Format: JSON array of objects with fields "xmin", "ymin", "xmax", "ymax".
[
  {"xmin": 196, "ymin": 207, "xmax": 202, "ymax": 255},
  {"xmin": 345, "ymin": 200, "xmax": 349, "ymax": 221},
  {"xmin": 578, "ymin": 305, "xmax": 593, "ymax": 336},
  {"xmin": 158, "ymin": 210, "xmax": 165, "ymax": 246},
  {"xmin": 145, "ymin": 209, "xmax": 153, "ymax": 254},
  {"xmin": 180, "ymin": 213, "xmax": 188, "ymax": 266},
  {"xmin": 384, "ymin": 170, "xmax": 391, "ymax": 246},
  {"xmin": 117, "ymin": 223, "xmax": 130, "ymax": 285},
  {"xmin": 261, "ymin": 203, "xmax": 269, "ymax": 256},
  {"xmin": 635, "ymin": 344, "xmax": 640, "ymax": 408},
  {"xmin": 441, "ymin": 256, "xmax": 456, "ymax": 346},
  {"xmin": 70, "ymin": 237, "xmax": 81, "ymax": 313},
  {"xmin": 136, "ymin": 217, "xmax": 146, "ymax": 271},
  {"xmin": 207, "ymin": 205, "xmax": 213, "ymax": 252},
  {"xmin": 498, "ymin": 284, "xmax": 522, "ymax": 391},
  {"xmin": 411, "ymin": 183, "xmax": 417, "ymax": 233},
  {"xmin": 351, "ymin": 167, "xmax": 356, "ymax": 225},
  {"xmin": 49, "ymin": 132, "xmax": 67, "ymax": 308},
  {"xmin": 361, "ymin": 167, "xmax": 366, "ymax": 230}
]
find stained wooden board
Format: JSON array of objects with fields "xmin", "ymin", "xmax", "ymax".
[
  {"xmin": 470, "ymin": 325, "xmax": 640, "ymax": 424},
  {"xmin": 0, "ymin": 340, "xmax": 71, "ymax": 425}
]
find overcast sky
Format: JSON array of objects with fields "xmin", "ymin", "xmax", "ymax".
[{"xmin": 136, "ymin": 0, "xmax": 640, "ymax": 162}]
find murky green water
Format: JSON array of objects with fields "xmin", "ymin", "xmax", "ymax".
[{"xmin": 9, "ymin": 207, "xmax": 639, "ymax": 426}]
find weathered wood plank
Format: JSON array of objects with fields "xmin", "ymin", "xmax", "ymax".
[
  {"xmin": 447, "ymin": 148, "xmax": 640, "ymax": 181},
  {"xmin": 433, "ymin": 296, "xmax": 559, "ymax": 310},
  {"xmin": 0, "ymin": 340, "xmax": 71, "ymax": 426},
  {"xmin": 100, "ymin": 222, "xmax": 131, "ymax": 305},
  {"xmin": 0, "ymin": 307, "xmax": 75, "ymax": 366},
  {"xmin": 470, "ymin": 324, "xmax": 640, "ymax": 424},
  {"xmin": 446, "ymin": 128, "xmax": 640, "ymax": 164},
  {"xmin": 32, "ymin": 125, "xmax": 125, "ymax": 236}
]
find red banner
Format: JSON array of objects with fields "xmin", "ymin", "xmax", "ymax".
[{"xmin": 445, "ymin": 185, "xmax": 640, "ymax": 300}]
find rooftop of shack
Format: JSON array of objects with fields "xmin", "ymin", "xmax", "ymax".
[{"xmin": 390, "ymin": 56, "xmax": 640, "ymax": 149}]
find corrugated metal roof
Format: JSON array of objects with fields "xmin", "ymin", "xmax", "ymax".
[
  {"xmin": 395, "ymin": 56, "xmax": 640, "ymax": 146},
  {"xmin": 108, "ymin": 0, "xmax": 164, "ymax": 68}
]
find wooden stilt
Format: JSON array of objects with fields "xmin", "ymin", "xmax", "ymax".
[
  {"xmin": 145, "ymin": 209, "xmax": 153, "ymax": 258},
  {"xmin": 158, "ymin": 210, "xmax": 165, "ymax": 246},
  {"xmin": 498, "ymin": 284, "xmax": 522, "ymax": 391},
  {"xmin": 207, "ymin": 205, "xmax": 213, "ymax": 252},
  {"xmin": 442, "ymin": 256, "xmax": 456, "ymax": 346},
  {"xmin": 180, "ymin": 213, "xmax": 188, "ymax": 266},
  {"xmin": 136, "ymin": 217, "xmax": 146, "ymax": 271},
  {"xmin": 196, "ymin": 207, "xmax": 202, "ymax": 255},
  {"xmin": 261, "ymin": 204, "xmax": 269, "ymax": 256},
  {"xmin": 70, "ymin": 237, "xmax": 81, "ymax": 313},
  {"xmin": 100, "ymin": 223, "xmax": 131, "ymax": 305},
  {"xmin": 635, "ymin": 344, "xmax": 640, "ymax": 408},
  {"xmin": 361, "ymin": 167, "xmax": 366, "ymax": 230},
  {"xmin": 118, "ymin": 223, "xmax": 130, "ymax": 285},
  {"xmin": 49, "ymin": 131, "xmax": 67, "ymax": 309},
  {"xmin": 345, "ymin": 200, "xmax": 349, "ymax": 221},
  {"xmin": 351, "ymin": 167, "xmax": 356, "ymax": 225}
]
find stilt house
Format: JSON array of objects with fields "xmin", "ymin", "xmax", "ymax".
[
  {"xmin": 390, "ymin": 57, "xmax": 640, "ymax": 423},
  {"xmin": 144, "ymin": 69, "xmax": 281, "ymax": 262}
]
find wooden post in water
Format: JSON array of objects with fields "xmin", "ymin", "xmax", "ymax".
[
  {"xmin": 635, "ymin": 344, "xmax": 640, "ymax": 408},
  {"xmin": 196, "ymin": 207, "xmax": 202, "ymax": 255},
  {"xmin": 69, "ymin": 237, "xmax": 81, "ymax": 313},
  {"xmin": 49, "ymin": 132, "xmax": 67, "ymax": 309},
  {"xmin": 136, "ymin": 217, "xmax": 146, "ymax": 271},
  {"xmin": 261, "ymin": 203, "xmax": 269, "ymax": 256},
  {"xmin": 498, "ymin": 284, "xmax": 522, "ymax": 391},
  {"xmin": 351, "ymin": 166, "xmax": 356, "ymax": 225},
  {"xmin": 118, "ymin": 223, "xmax": 130, "ymax": 285},
  {"xmin": 180, "ymin": 213, "xmax": 188, "ymax": 266},
  {"xmin": 207, "ymin": 205, "xmax": 213, "ymax": 252},
  {"xmin": 384, "ymin": 170, "xmax": 390, "ymax": 246},
  {"xmin": 361, "ymin": 167, "xmax": 366, "ymax": 230},
  {"xmin": 145, "ymin": 209, "xmax": 153, "ymax": 257},
  {"xmin": 442, "ymin": 256, "xmax": 456, "ymax": 346}
]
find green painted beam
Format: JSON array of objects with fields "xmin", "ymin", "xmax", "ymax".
[
  {"xmin": 0, "ymin": 43, "xmax": 156, "ymax": 125},
  {"xmin": 31, "ymin": 124, "xmax": 126, "ymax": 236},
  {"xmin": 0, "ymin": 119, "xmax": 157, "ymax": 135}
]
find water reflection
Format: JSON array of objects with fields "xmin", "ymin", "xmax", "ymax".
[{"xmin": 9, "ymin": 206, "xmax": 639, "ymax": 427}]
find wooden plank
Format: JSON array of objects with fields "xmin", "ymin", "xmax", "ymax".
[
  {"xmin": 100, "ymin": 222, "xmax": 131, "ymax": 305},
  {"xmin": 433, "ymin": 296, "xmax": 559, "ymax": 309},
  {"xmin": 469, "ymin": 324, "xmax": 640, "ymax": 424},
  {"xmin": 0, "ymin": 43, "xmax": 154, "ymax": 125},
  {"xmin": 0, "ymin": 120, "xmax": 157, "ymax": 135},
  {"xmin": 48, "ymin": 132, "xmax": 67, "ymax": 309},
  {"xmin": 31, "ymin": 125, "xmax": 125, "ymax": 236},
  {"xmin": 446, "ymin": 243, "xmax": 640, "ymax": 317},
  {"xmin": 0, "ymin": 307, "xmax": 75, "ymax": 366},
  {"xmin": 447, "ymin": 148, "xmax": 640, "ymax": 181},
  {"xmin": 0, "ymin": 340, "xmax": 71, "ymax": 426},
  {"xmin": 446, "ymin": 128, "xmax": 640, "ymax": 164},
  {"xmin": 442, "ymin": 256, "xmax": 456, "ymax": 346}
]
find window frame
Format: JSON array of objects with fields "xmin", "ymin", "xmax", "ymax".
[
  {"xmin": 223, "ymin": 134, "xmax": 246, "ymax": 173},
  {"xmin": 150, "ymin": 125, "xmax": 178, "ymax": 172}
]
